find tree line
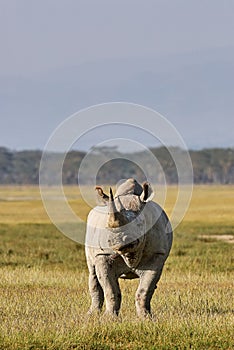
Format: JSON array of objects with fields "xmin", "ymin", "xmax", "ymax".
[{"xmin": 0, "ymin": 146, "xmax": 233, "ymax": 185}]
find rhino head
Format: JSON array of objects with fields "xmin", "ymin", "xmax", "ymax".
[
  {"xmin": 96, "ymin": 179, "xmax": 154, "ymax": 266},
  {"xmin": 107, "ymin": 186, "xmax": 145, "ymax": 254}
]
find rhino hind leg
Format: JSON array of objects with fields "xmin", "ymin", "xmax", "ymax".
[
  {"xmin": 120, "ymin": 271, "xmax": 139, "ymax": 279},
  {"xmin": 88, "ymin": 266, "xmax": 104, "ymax": 314}
]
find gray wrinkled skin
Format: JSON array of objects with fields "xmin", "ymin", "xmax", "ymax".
[{"xmin": 85, "ymin": 178, "xmax": 173, "ymax": 318}]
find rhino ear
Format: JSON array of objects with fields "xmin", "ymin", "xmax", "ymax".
[
  {"xmin": 140, "ymin": 182, "xmax": 154, "ymax": 202},
  {"xmin": 133, "ymin": 179, "xmax": 143, "ymax": 196},
  {"xmin": 95, "ymin": 186, "xmax": 109, "ymax": 206}
]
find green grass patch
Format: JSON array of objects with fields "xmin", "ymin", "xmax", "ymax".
[{"xmin": 0, "ymin": 223, "xmax": 86, "ymax": 270}]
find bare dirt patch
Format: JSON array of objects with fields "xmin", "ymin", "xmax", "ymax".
[{"xmin": 199, "ymin": 235, "xmax": 234, "ymax": 244}]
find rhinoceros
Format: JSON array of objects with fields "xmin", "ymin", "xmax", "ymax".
[{"xmin": 85, "ymin": 178, "xmax": 173, "ymax": 318}]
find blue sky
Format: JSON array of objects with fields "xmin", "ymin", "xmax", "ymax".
[{"xmin": 0, "ymin": 0, "xmax": 234, "ymax": 151}]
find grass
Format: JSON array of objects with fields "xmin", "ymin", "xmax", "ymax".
[{"xmin": 0, "ymin": 185, "xmax": 233, "ymax": 349}]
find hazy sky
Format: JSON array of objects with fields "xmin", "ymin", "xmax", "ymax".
[{"xmin": 1, "ymin": 0, "xmax": 234, "ymax": 151}]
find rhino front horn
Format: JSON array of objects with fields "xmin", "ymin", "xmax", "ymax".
[{"xmin": 108, "ymin": 187, "xmax": 128, "ymax": 228}]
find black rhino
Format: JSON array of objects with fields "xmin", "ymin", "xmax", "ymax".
[{"xmin": 85, "ymin": 178, "xmax": 173, "ymax": 317}]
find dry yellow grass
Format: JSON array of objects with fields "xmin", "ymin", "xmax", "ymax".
[
  {"xmin": 0, "ymin": 265, "xmax": 233, "ymax": 349},
  {"xmin": 0, "ymin": 184, "xmax": 233, "ymax": 224}
]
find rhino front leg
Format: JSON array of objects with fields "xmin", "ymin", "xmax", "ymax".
[
  {"xmin": 88, "ymin": 266, "xmax": 104, "ymax": 314},
  {"xmin": 135, "ymin": 264, "xmax": 164, "ymax": 318},
  {"xmin": 95, "ymin": 256, "xmax": 121, "ymax": 316}
]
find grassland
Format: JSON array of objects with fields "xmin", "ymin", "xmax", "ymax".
[{"xmin": 0, "ymin": 185, "xmax": 233, "ymax": 349}]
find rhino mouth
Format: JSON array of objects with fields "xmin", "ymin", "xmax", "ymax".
[{"xmin": 111, "ymin": 239, "xmax": 140, "ymax": 253}]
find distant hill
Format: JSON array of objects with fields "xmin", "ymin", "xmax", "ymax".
[{"xmin": 0, "ymin": 146, "xmax": 233, "ymax": 185}]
